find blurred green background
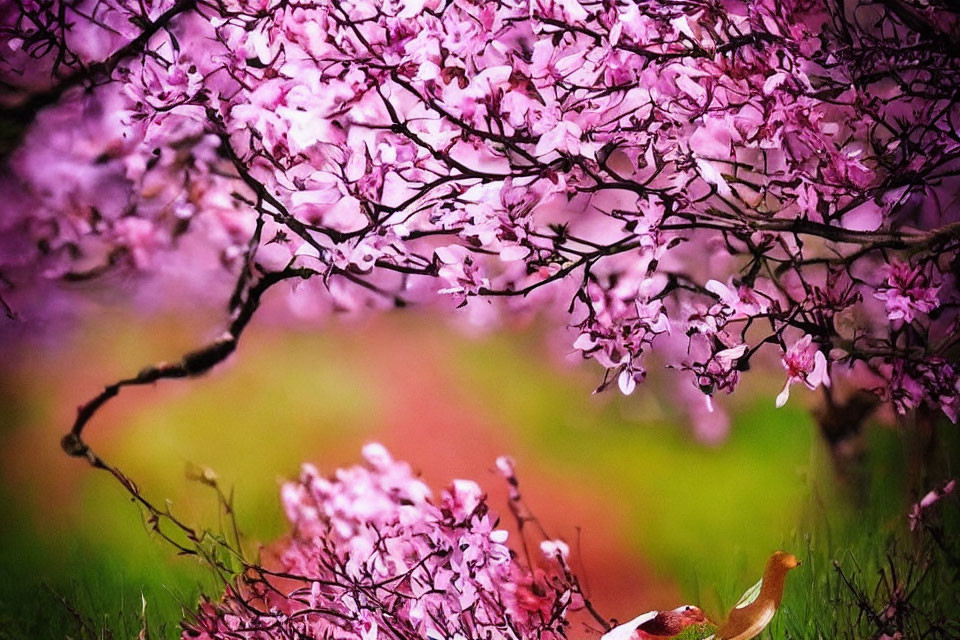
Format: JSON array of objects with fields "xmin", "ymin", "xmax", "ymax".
[{"xmin": 0, "ymin": 310, "xmax": 957, "ymax": 638}]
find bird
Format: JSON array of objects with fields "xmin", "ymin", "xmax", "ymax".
[
  {"xmin": 711, "ymin": 551, "xmax": 801, "ymax": 640},
  {"xmin": 601, "ymin": 605, "xmax": 707, "ymax": 640},
  {"xmin": 635, "ymin": 606, "xmax": 707, "ymax": 638}
]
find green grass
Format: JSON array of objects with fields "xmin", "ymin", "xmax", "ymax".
[
  {"xmin": 767, "ymin": 424, "xmax": 960, "ymax": 640},
  {"xmin": 0, "ymin": 482, "xmax": 211, "ymax": 640}
]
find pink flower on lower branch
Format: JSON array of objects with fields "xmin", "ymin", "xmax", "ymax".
[{"xmin": 776, "ymin": 335, "xmax": 830, "ymax": 408}]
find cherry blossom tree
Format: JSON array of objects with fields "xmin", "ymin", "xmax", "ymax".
[
  {"xmin": 3, "ymin": 2, "xmax": 960, "ymax": 638},
  {"xmin": 2, "ymin": 0, "xmax": 959, "ymax": 475}
]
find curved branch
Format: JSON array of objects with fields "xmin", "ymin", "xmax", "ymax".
[{"xmin": 61, "ymin": 265, "xmax": 312, "ymax": 460}]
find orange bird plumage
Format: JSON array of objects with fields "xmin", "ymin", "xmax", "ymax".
[{"xmin": 713, "ymin": 551, "xmax": 801, "ymax": 640}]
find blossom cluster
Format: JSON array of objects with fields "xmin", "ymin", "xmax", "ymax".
[
  {"xmin": 2, "ymin": 0, "xmax": 959, "ymax": 432},
  {"xmin": 182, "ymin": 444, "xmax": 580, "ymax": 640}
]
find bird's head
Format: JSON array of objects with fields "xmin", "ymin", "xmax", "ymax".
[
  {"xmin": 769, "ymin": 551, "xmax": 801, "ymax": 572},
  {"xmin": 672, "ymin": 605, "xmax": 706, "ymax": 625}
]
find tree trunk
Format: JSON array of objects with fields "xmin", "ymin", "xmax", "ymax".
[{"xmin": 815, "ymin": 390, "xmax": 881, "ymax": 501}]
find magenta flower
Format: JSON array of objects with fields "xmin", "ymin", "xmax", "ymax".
[
  {"xmin": 776, "ymin": 335, "xmax": 831, "ymax": 408},
  {"xmin": 884, "ymin": 358, "xmax": 960, "ymax": 423},
  {"xmin": 874, "ymin": 261, "xmax": 941, "ymax": 324}
]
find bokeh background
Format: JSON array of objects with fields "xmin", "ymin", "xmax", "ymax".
[{"xmin": 0, "ymin": 306, "xmax": 957, "ymax": 638}]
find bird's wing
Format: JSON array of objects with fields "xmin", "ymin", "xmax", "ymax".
[
  {"xmin": 733, "ymin": 577, "xmax": 763, "ymax": 610},
  {"xmin": 601, "ymin": 611, "xmax": 659, "ymax": 640}
]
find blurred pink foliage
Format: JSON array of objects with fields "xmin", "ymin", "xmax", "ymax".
[
  {"xmin": 182, "ymin": 444, "xmax": 584, "ymax": 640},
  {"xmin": 2, "ymin": 0, "xmax": 960, "ymax": 435}
]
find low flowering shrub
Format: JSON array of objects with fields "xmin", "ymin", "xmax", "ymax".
[{"xmin": 182, "ymin": 444, "xmax": 590, "ymax": 640}]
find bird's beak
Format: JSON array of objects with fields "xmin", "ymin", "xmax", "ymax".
[{"xmin": 796, "ymin": 560, "xmax": 803, "ymax": 566}]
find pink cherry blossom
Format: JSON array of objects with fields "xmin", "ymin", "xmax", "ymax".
[
  {"xmin": 1, "ymin": 0, "xmax": 959, "ymax": 433},
  {"xmin": 873, "ymin": 261, "xmax": 942, "ymax": 324},
  {"xmin": 776, "ymin": 335, "xmax": 831, "ymax": 408},
  {"xmin": 184, "ymin": 445, "xmax": 581, "ymax": 640}
]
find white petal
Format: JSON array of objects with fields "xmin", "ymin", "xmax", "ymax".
[
  {"xmin": 763, "ymin": 72, "xmax": 787, "ymax": 95},
  {"xmin": 696, "ymin": 158, "xmax": 731, "ymax": 196},
  {"xmin": 676, "ymin": 74, "xmax": 706, "ymax": 103},
  {"xmin": 499, "ymin": 245, "xmax": 530, "ymax": 262},
  {"xmin": 609, "ymin": 22, "xmax": 623, "ymax": 46},
  {"xmin": 717, "ymin": 344, "xmax": 747, "ymax": 362},
  {"xmin": 776, "ymin": 383, "xmax": 791, "ymax": 408},
  {"xmin": 535, "ymin": 128, "xmax": 561, "ymax": 157},
  {"xmin": 397, "ymin": 0, "xmax": 425, "ymax": 19},
  {"xmin": 572, "ymin": 333, "xmax": 596, "ymax": 351},
  {"xmin": 601, "ymin": 612, "xmax": 659, "ymax": 640},
  {"xmin": 705, "ymin": 279, "xmax": 731, "ymax": 301},
  {"xmin": 671, "ymin": 15, "xmax": 697, "ymax": 41},
  {"xmin": 435, "ymin": 246, "xmax": 462, "ymax": 264},
  {"xmin": 294, "ymin": 242, "xmax": 321, "ymax": 259},
  {"xmin": 618, "ymin": 370, "xmax": 637, "ymax": 395}
]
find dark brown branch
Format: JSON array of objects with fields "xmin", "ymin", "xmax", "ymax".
[{"xmin": 61, "ymin": 266, "xmax": 312, "ymax": 459}]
